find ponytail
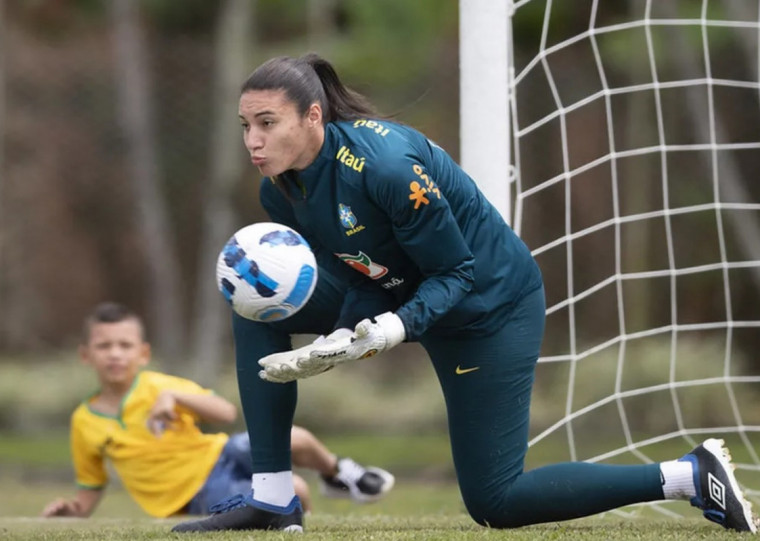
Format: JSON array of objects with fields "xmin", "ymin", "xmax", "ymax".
[
  {"xmin": 303, "ymin": 54, "xmax": 379, "ymax": 121},
  {"xmin": 241, "ymin": 53, "xmax": 381, "ymax": 122}
]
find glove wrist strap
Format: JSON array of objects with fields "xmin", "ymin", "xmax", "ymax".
[{"xmin": 375, "ymin": 312, "xmax": 406, "ymax": 348}]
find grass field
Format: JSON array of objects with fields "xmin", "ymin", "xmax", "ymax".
[
  {"xmin": 0, "ymin": 474, "xmax": 744, "ymax": 540},
  {"xmin": 1, "ymin": 433, "xmax": 754, "ymax": 540}
]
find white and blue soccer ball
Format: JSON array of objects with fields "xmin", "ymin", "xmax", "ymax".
[{"xmin": 216, "ymin": 222, "xmax": 318, "ymax": 322}]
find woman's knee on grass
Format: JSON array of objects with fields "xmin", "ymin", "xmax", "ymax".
[{"xmin": 460, "ymin": 479, "xmax": 528, "ymax": 529}]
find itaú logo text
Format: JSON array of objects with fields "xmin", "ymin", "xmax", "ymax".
[{"xmin": 336, "ymin": 145, "xmax": 366, "ymax": 172}]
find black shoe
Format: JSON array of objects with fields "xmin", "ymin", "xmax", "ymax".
[
  {"xmin": 680, "ymin": 438, "xmax": 758, "ymax": 533},
  {"xmin": 319, "ymin": 457, "xmax": 395, "ymax": 503},
  {"xmin": 171, "ymin": 492, "xmax": 303, "ymax": 533}
]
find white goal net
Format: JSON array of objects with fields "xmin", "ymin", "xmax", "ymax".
[{"xmin": 461, "ymin": 0, "xmax": 760, "ymax": 517}]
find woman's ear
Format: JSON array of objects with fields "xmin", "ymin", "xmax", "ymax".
[{"xmin": 307, "ymin": 102, "xmax": 323, "ymax": 127}]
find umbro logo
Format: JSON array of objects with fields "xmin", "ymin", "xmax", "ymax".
[{"xmin": 708, "ymin": 472, "xmax": 727, "ymax": 510}]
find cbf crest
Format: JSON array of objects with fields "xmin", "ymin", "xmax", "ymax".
[
  {"xmin": 338, "ymin": 203, "xmax": 365, "ymax": 237},
  {"xmin": 338, "ymin": 204, "xmax": 357, "ymax": 229}
]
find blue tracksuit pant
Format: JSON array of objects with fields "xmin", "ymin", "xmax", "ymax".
[{"xmin": 232, "ymin": 272, "xmax": 664, "ymax": 527}]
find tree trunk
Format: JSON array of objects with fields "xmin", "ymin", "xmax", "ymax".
[
  {"xmin": 307, "ymin": 0, "xmax": 337, "ymax": 47},
  {"xmin": 723, "ymin": 3, "xmax": 759, "ymax": 85},
  {"xmin": 0, "ymin": 0, "xmax": 7, "ymax": 345},
  {"xmin": 622, "ymin": 0, "xmax": 653, "ymax": 333},
  {"xmin": 111, "ymin": 0, "xmax": 184, "ymax": 364},
  {"xmin": 189, "ymin": 0, "xmax": 254, "ymax": 384}
]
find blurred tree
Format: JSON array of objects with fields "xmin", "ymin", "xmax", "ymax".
[
  {"xmin": 622, "ymin": 0, "xmax": 654, "ymax": 333},
  {"xmin": 0, "ymin": 0, "xmax": 6, "ymax": 345},
  {"xmin": 4, "ymin": 0, "xmax": 754, "ymax": 369},
  {"xmin": 142, "ymin": 0, "xmax": 219, "ymax": 35},
  {"xmin": 111, "ymin": 0, "xmax": 184, "ymax": 364},
  {"xmin": 307, "ymin": 0, "xmax": 338, "ymax": 47},
  {"xmin": 189, "ymin": 0, "xmax": 255, "ymax": 384},
  {"xmin": 724, "ymin": 2, "xmax": 759, "ymax": 84}
]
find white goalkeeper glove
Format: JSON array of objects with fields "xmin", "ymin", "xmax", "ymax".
[
  {"xmin": 257, "ymin": 328, "xmax": 353, "ymax": 383},
  {"xmin": 310, "ymin": 312, "xmax": 406, "ymax": 364}
]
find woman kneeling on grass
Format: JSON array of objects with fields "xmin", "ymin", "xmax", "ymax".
[{"xmin": 171, "ymin": 53, "xmax": 758, "ymax": 534}]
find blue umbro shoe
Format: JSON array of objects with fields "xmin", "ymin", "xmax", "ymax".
[
  {"xmin": 171, "ymin": 492, "xmax": 303, "ymax": 533},
  {"xmin": 680, "ymin": 438, "xmax": 758, "ymax": 533}
]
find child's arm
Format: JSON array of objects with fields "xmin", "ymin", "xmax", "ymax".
[
  {"xmin": 147, "ymin": 390, "xmax": 237, "ymax": 436},
  {"xmin": 41, "ymin": 487, "xmax": 103, "ymax": 518}
]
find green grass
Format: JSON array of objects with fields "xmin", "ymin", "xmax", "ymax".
[
  {"xmin": 1, "ymin": 433, "xmax": 757, "ymax": 540},
  {"xmin": 0, "ymin": 517, "xmax": 745, "ymax": 541},
  {"xmin": 0, "ymin": 475, "xmax": 744, "ymax": 540},
  {"xmin": 0, "ymin": 431, "xmax": 457, "ymax": 479},
  {"xmin": 0, "ymin": 433, "xmax": 71, "ymax": 467}
]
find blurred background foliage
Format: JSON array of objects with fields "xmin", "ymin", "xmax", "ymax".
[
  {"xmin": 0, "ymin": 0, "xmax": 759, "ymax": 448},
  {"xmin": 0, "ymin": 0, "xmax": 459, "ymax": 358}
]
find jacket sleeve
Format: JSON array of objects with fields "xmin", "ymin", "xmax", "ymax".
[
  {"xmin": 335, "ymin": 279, "xmax": 399, "ymax": 331},
  {"xmin": 366, "ymin": 151, "xmax": 475, "ymax": 340}
]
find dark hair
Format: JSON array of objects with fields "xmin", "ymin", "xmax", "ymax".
[
  {"xmin": 82, "ymin": 302, "xmax": 144, "ymax": 343},
  {"xmin": 240, "ymin": 53, "xmax": 379, "ymax": 122}
]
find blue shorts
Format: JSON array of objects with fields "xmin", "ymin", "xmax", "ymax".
[{"xmin": 185, "ymin": 432, "xmax": 253, "ymax": 515}]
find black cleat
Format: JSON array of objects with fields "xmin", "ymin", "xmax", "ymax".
[
  {"xmin": 319, "ymin": 457, "xmax": 395, "ymax": 503},
  {"xmin": 680, "ymin": 438, "xmax": 758, "ymax": 533},
  {"xmin": 171, "ymin": 492, "xmax": 303, "ymax": 533}
]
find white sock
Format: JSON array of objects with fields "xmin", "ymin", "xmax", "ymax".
[
  {"xmin": 251, "ymin": 471, "xmax": 296, "ymax": 507},
  {"xmin": 660, "ymin": 459, "xmax": 697, "ymax": 500}
]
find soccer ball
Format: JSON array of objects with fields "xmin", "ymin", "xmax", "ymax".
[{"xmin": 216, "ymin": 222, "xmax": 318, "ymax": 322}]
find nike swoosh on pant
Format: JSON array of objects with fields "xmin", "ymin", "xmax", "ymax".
[{"xmin": 455, "ymin": 365, "xmax": 480, "ymax": 375}]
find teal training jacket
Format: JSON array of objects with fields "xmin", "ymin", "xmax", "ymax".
[{"xmin": 260, "ymin": 119, "xmax": 542, "ymax": 340}]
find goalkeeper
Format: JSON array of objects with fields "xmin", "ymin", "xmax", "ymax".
[
  {"xmin": 41, "ymin": 302, "xmax": 394, "ymax": 519},
  {"xmin": 173, "ymin": 54, "xmax": 758, "ymax": 534}
]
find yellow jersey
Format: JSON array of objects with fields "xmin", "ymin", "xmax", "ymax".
[{"xmin": 70, "ymin": 370, "xmax": 229, "ymax": 517}]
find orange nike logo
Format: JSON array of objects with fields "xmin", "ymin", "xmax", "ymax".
[{"xmin": 455, "ymin": 365, "xmax": 480, "ymax": 375}]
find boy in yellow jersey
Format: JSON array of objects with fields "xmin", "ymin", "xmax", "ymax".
[{"xmin": 41, "ymin": 302, "xmax": 394, "ymax": 519}]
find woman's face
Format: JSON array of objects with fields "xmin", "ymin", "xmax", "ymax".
[{"xmin": 238, "ymin": 89, "xmax": 323, "ymax": 177}]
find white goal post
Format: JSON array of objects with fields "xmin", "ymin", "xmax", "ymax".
[
  {"xmin": 460, "ymin": 0, "xmax": 760, "ymax": 516},
  {"xmin": 459, "ymin": 0, "xmax": 512, "ymax": 221}
]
